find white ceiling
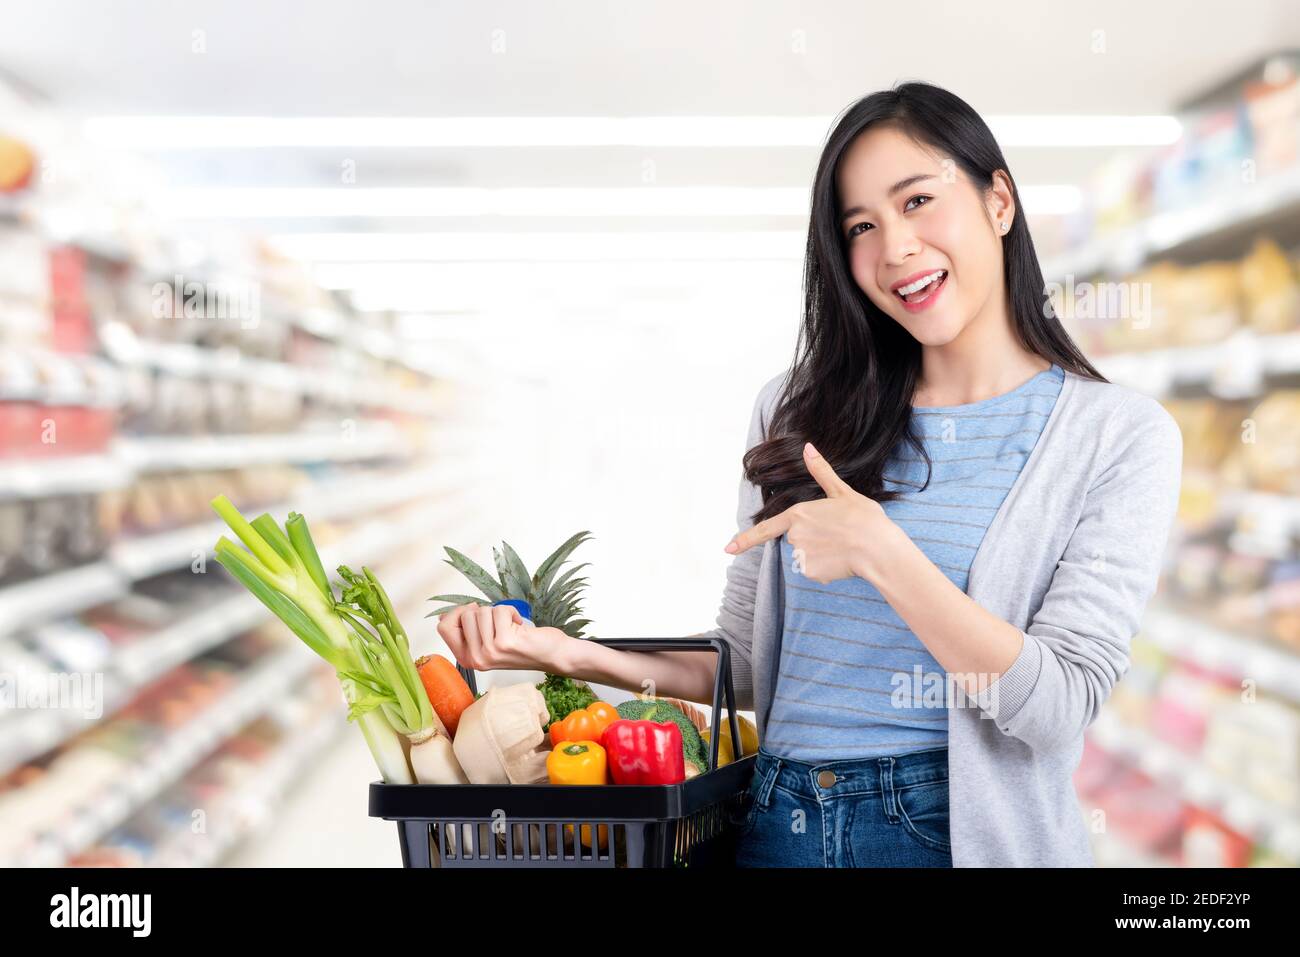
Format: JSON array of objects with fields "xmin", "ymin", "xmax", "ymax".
[
  {"xmin": 2, "ymin": 0, "xmax": 1296, "ymax": 199},
  {"xmin": 1, "ymin": 0, "xmax": 1296, "ymax": 318},
  {"xmin": 3, "ymin": 0, "xmax": 1295, "ymax": 115}
]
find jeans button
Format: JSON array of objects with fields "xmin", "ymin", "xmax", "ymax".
[{"xmin": 817, "ymin": 770, "xmax": 837, "ymax": 788}]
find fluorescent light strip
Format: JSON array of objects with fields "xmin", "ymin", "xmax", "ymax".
[
  {"xmin": 268, "ymin": 231, "xmax": 807, "ymax": 262},
  {"xmin": 85, "ymin": 116, "xmax": 831, "ymax": 149},
  {"xmin": 313, "ymin": 259, "xmax": 800, "ymax": 291},
  {"xmin": 991, "ymin": 115, "xmax": 1183, "ymax": 147},
  {"xmin": 342, "ymin": 261, "xmax": 798, "ymax": 312},
  {"xmin": 85, "ymin": 115, "xmax": 1182, "ymax": 149},
  {"xmin": 153, "ymin": 187, "xmax": 811, "ymax": 219},
  {"xmin": 157, "ymin": 184, "xmax": 1079, "ymax": 220}
]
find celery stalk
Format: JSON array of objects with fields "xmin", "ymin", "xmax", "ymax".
[
  {"xmin": 251, "ymin": 513, "xmax": 298, "ymax": 566},
  {"xmin": 211, "ymin": 497, "xmax": 415, "ymax": 785},
  {"xmin": 211, "ymin": 495, "xmax": 291, "ymax": 577},
  {"xmin": 213, "ymin": 548, "xmax": 348, "ymax": 672},
  {"xmin": 354, "ymin": 701, "xmax": 415, "ymax": 786},
  {"xmin": 212, "ymin": 496, "xmax": 464, "ymax": 785},
  {"xmin": 286, "ymin": 511, "xmax": 333, "ymax": 602}
]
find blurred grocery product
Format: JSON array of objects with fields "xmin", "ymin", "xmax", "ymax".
[
  {"xmin": 1182, "ymin": 808, "xmax": 1253, "ymax": 868},
  {"xmin": 1244, "ymin": 69, "xmax": 1300, "ymax": 178},
  {"xmin": 1239, "ymin": 237, "xmax": 1300, "ymax": 334},
  {"xmin": 0, "ymin": 133, "xmax": 35, "ymax": 193},
  {"xmin": 1235, "ymin": 390, "xmax": 1300, "ymax": 494}
]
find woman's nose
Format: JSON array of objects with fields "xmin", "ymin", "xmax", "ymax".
[{"xmin": 881, "ymin": 220, "xmax": 922, "ymax": 266}]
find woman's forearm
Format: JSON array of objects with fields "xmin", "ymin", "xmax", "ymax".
[
  {"xmin": 552, "ymin": 640, "xmax": 718, "ymax": 704},
  {"xmin": 860, "ymin": 522, "xmax": 1023, "ymax": 696}
]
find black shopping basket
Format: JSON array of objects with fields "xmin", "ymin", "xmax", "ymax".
[{"xmin": 368, "ymin": 637, "xmax": 757, "ymax": 868}]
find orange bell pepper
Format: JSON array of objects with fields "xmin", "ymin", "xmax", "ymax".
[{"xmin": 549, "ymin": 701, "xmax": 619, "ymax": 747}]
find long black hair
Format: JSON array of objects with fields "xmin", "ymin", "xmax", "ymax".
[{"xmin": 744, "ymin": 80, "xmax": 1106, "ymax": 526}]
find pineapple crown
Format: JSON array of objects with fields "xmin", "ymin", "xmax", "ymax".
[{"xmin": 427, "ymin": 530, "xmax": 594, "ymax": 639}]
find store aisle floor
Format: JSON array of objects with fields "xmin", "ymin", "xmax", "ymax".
[{"xmin": 227, "ymin": 725, "xmax": 400, "ymax": 868}]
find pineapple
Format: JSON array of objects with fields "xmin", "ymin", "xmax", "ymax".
[{"xmin": 427, "ymin": 530, "xmax": 594, "ymax": 639}]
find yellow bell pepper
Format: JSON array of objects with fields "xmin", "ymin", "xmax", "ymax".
[
  {"xmin": 700, "ymin": 713, "xmax": 759, "ymax": 767},
  {"xmin": 547, "ymin": 740, "xmax": 609, "ymax": 850},
  {"xmin": 547, "ymin": 740, "xmax": 607, "ymax": 784}
]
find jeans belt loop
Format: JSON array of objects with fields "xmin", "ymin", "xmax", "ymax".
[
  {"xmin": 755, "ymin": 755, "xmax": 782, "ymax": 809},
  {"xmin": 879, "ymin": 756, "xmax": 898, "ymax": 820}
]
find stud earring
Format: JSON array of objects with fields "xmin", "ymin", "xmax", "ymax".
[{"xmin": 1000, "ymin": 221, "xmax": 1009, "ymax": 232}]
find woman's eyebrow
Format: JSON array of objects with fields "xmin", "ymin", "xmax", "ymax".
[{"xmin": 840, "ymin": 173, "xmax": 937, "ymax": 223}]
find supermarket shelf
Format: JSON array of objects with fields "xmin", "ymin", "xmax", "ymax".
[
  {"xmin": 1087, "ymin": 711, "xmax": 1300, "ymax": 865},
  {"xmin": 0, "ymin": 500, "xmax": 464, "ymax": 779},
  {"xmin": 1091, "ymin": 329, "xmax": 1300, "ymax": 398},
  {"xmin": 155, "ymin": 712, "xmax": 348, "ymax": 867},
  {"xmin": 0, "ymin": 685, "xmax": 126, "ymax": 781},
  {"xmin": 0, "ymin": 562, "xmax": 127, "ymax": 640},
  {"xmin": 114, "ymin": 593, "xmax": 269, "ymax": 687},
  {"xmin": 1042, "ymin": 165, "xmax": 1300, "ymax": 282},
  {"xmin": 10, "ymin": 647, "xmax": 323, "ymax": 867},
  {"xmin": 104, "ymin": 334, "xmax": 443, "ymax": 418},
  {"xmin": 280, "ymin": 306, "xmax": 439, "ymax": 382},
  {"xmin": 1, "ymin": 422, "xmax": 413, "ymax": 501},
  {"xmin": 110, "ymin": 519, "xmax": 242, "ymax": 581},
  {"xmin": 1142, "ymin": 604, "xmax": 1300, "ymax": 705},
  {"xmin": 0, "ymin": 455, "xmax": 133, "ymax": 500},
  {"xmin": 0, "ymin": 458, "xmax": 463, "ymax": 641},
  {"xmin": 286, "ymin": 305, "xmax": 348, "ymax": 340},
  {"xmin": 1218, "ymin": 488, "xmax": 1300, "ymax": 547},
  {"xmin": 108, "ymin": 461, "xmax": 459, "ymax": 580},
  {"xmin": 114, "ymin": 424, "xmax": 404, "ymax": 472},
  {"xmin": 0, "ymin": 594, "xmax": 261, "ymax": 781}
]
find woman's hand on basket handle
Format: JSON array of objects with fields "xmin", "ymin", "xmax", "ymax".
[
  {"xmin": 436, "ymin": 605, "xmax": 716, "ymax": 704},
  {"xmin": 436, "ymin": 603, "xmax": 572, "ymax": 672}
]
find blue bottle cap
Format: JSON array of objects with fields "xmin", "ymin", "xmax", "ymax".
[{"xmin": 492, "ymin": 599, "xmax": 532, "ymax": 621}]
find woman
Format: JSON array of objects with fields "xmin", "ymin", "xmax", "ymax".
[{"xmin": 436, "ymin": 81, "xmax": 1183, "ymax": 867}]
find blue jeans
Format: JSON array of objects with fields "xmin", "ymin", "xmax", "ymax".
[{"xmin": 734, "ymin": 745, "xmax": 953, "ymax": 867}]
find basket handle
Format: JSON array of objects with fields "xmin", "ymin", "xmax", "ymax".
[{"xmin": 455, "ymin": 637, "xmax": 744, "ymax": 771}]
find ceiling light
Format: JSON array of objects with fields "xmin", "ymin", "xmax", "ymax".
[
  {"xmin": 267, "ymin": 231, "xmax": 807, "ymax": 262},
  {"xmin": 85, "ymin": 114, "xmax": 1181, "ymax": 150},
  {"xmin": 152, "ymin": 186, "xmax": 810, "ymax": 219}
]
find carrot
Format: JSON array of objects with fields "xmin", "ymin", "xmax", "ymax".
[{"xmin": 415, "ymin": 654, "xmax": 476, "ymax": 738}]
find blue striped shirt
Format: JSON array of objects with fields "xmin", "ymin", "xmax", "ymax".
[{"xmin": 766, "ymin": 363, "xmax": 1065, "ymax": 761}]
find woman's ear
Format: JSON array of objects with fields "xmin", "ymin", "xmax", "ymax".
[{"xmin": 985, "ymin": 170, "xmax": 1017, "ymax": 230}]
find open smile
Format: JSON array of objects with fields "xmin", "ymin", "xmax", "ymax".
[{"xmin": 892, "ymin": 269, "xmax": 948, "ymax": 313}]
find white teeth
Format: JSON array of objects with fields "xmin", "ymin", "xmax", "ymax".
[{"xmin": 897, "ymin": 270, "xmax": 945, "ymax": 297}]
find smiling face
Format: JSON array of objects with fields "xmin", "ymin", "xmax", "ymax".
[{"xmin": 835, "ymin": 124, "xmax": 1013, "ymax": 348}]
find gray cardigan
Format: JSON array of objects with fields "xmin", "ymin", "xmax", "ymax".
[{"xmin": 697, "ymin": 368, "xmax": 1184, "ymax": 867}]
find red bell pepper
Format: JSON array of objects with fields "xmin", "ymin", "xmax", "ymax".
[{"xmin": 600, "ymin": 719, "xmax": 685, "ymax": 785}]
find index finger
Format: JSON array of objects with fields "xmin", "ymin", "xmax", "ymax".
[
  {"xmin": 725, "ymin": 510, "xmax": 792, "ymax": 555},
  {"xmin": 437, "ymin": 600, "xmax": 493, "ymax": 635},
  {"xmin": 435, "ymin": 603, "xmax": 475, "ymax": 653}
]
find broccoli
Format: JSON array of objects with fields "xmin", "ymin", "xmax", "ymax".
[{"xmin": 616, "ymin": 699, "xmax": 709, "ymax": 774}]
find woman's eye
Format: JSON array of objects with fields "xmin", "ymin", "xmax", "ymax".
[{"xmin": 847, "ymin": 196, "xmax": 930, "ymax": 238}]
